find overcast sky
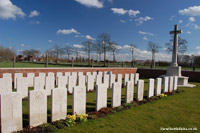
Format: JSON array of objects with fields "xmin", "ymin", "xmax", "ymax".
[{"xmin": 0, "ymin": 0, "xmax": 200, "ymax": 61}]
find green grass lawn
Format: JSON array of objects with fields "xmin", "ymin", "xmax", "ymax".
[
  {"xmin": 20, "ymin": 80, "xmax": 200, "ymax": 132},
  {"xmin": 1, "ymin": 61, "xmax": 200, "ymax": 71}
]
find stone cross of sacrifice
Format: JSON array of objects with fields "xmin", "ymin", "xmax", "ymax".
[{"xmin": 170, "ymin": 24, "xmax": 183, "ymax": 67}]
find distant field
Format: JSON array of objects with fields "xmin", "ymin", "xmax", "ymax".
[{"xmin": 0, "ymin": 61, "xmax": 199, "ymax": 71}]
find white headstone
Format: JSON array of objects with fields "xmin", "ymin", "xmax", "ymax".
[
  {"xmin": 124, "ymin": 74, "xmax": 129, "ymax": 86},
  {"xmin": 0, "ymin": 92, "xmax": 22, "ymax": 133},
  {"xmin": 0, "ymin": 77, "xmax": 12, "ymax": 94},
  {"xmin": 27, "ymin": 73, "xmax": 35, "ymax": 87},
  {"xmin": 57, "ymin": 76, "xmax": 67, "ymax": 88},
  {"xmin": 107, "ymin": 71, "xmax": 112, "ymax": 75},
  {"xmin": 163, "ymin": 77, "xmax": 169, "ymax": 93},
  {"xmin": 173, "ymin": 76, "xmax": 178, "ymax": 91},
  {"xmin": 56, "ymin": 72, "xmax": 63, "ymax": 86},
  {"xmin": 48, "ymin": 72, "xmax": 55, "ymax": 77},
  {"xmin": 147, "ymin": 79, "xmax": 154, "ymax": 98},
  {"xmin": 104, "ymin": 71, "xmax": 108, "ymax": 76},
  {"xmin": 86, "ymin": 72, "xmax": 91, "ymax": 76},
  {"xmin": 111, "ymin": 82, "xmax": 121, "ymax": 108},
  {"xmin": 39, "ymin": 73, "xmax": 46, "ymax": 78},
  {"xmin": 96, "ymin": 84, "xmax": 107, "ymax": 111},
  {"xmin": 78, "ymin": 72, "xmax": 83, "ymax": 77},
  {"xmin": 92, "ymin": 72, "xmax": 97, "ymax": 81},
  {"xmin": 98, "ymin": 71, "xmax": 103, "ymax": 77},
  {"xmin": 103, "ymin": 74, "xmax": 109, "ymax": 88},
  {"xmin": 86, "ymin": 72, "xmax": 91, "ymax": 83},
  {"xmin": 51, "ymin": 88, "xmax": 67, "ymax": 122},
  {"xmin": 3, "ymin": 73, "xmax": 12, "ymax": 78},
  {"xmin": 68, "ymin": 75, "xmax": 75, "ymax": 94},
  {"xmin": 72, "ymin": 72, "xmax": 77, "ymax": 86},
  {"xmin": 169, "ymin": 76, "xmax": 174, "ymax": 92},
  {"xmin": 117, "ymin": 74, "xmax": 122, "ymax": 86},
  {"xmin": 87, "ymin": 75, "xmax": 95, "ymax": 91},
  {"xmin": 125, "ymin": 81, "xmax": 134, "ymax": 103},
  {"xmin": 92, "ymin": 72, "xmax": 97, "ymax": 76},
  {"xmin": 34, "ymin": 77, "xmax": 45, "ymax": 90},
  {"xmin": 45, "ymin": 76, "xmax": 55, "ymax": 96},
  {"xmin": 14, "ymin": 73, "xmax": 23, "ymax": 89},
  {"xmin": 78, "ymin": 75, "xmax": 86, "ymax": 87},
  {"xmin": 56, "ymin": 72, "xmax": 63, "ymax": 77},
  {"xmin": 16, "ymin": 77, "xmax": 28, "ymax": 98},
  {"xmin": 96, "ymin": 75, "xmax": 102, "ymax": 86},
  {"xmin": 64, "ymin": 72, "xmax": 71, "ymax": 77},
  {"xmin": 155, "ymin": 78, "xmax": 162, "ymax": 96},
  {"xmin": 109, "ymin": 74, "xmax": 116, "ymax": 88},
  {"xmin": 135, "ymin": 73, "xmax": 139, "ymax": 84},
  {"xmin": 136, "ymin": 80, "xmax": 144, "ymax": 101},
  {"xmin": 73, "ymin": 86, "xmax": 86, "ymax": 114},
  {"xmin": 130, "ymin": 73, "xmax": 134, "ymax": 83},
  {"xmin": 29, "ymin": 90, "xmax": 47, "ymax": 127}
]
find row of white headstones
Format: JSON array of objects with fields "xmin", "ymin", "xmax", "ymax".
[{"xmin": 0, "ymin": 71, "xmax": 177, "ymax": 133}]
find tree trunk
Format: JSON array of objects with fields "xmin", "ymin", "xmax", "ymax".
[
  {"xmin": 96, "ymin": 53, "xmax": 98, "ymax": 62},
  {"xmin": 153, "ymin": 53, "xmax": 155, "ymax": 68},
  {"xmin": 99, "ymin": 53, "xmax": 101, "ymax": 62},
  {"xmin": 46, "ymin": 54, "xmax": 48, "ymax": 68},
  {"xmin": 13, "ymin": 54, "xmax": 16, "ymax": 68},
  {"xmin": 68, "ymin": 54, "xmax": 70, "ymax": 60},
  {"xmin": 88, "ymin": 50, "xmax": 90, "ymax": 65},
  {"xmin": 132, "ymin": 51, "xmax": 134, "ymax": 67},
  {"xmin": 113, "ymin": 51, "xmax": 115, "ymax": 63},
  {"xmin": 104, "ymin": 44, "xmax": 106, "ymax": 67}
]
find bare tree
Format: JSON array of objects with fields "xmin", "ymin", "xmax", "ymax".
[
  {"xmin": 0, "ymin": 45, "xmax": 14, "ymax": 61},
  {"xmin": 53, "ymin": 44, "xmax": 64, "ymax": 62},
  {"xmin": 73, "ymin": 44, "xmax": 83, "ymax": 62},
  {"xmin": 82, "ymin": 39, "xmax": 93, "ymax": 64},
  {"xmin": 109, "ymin": 41, "xmax": 121, "ymax": 62},
  {"xmin": 96, "ymin": 33, "xmax": 111, "ymax": 66},
  {"xmin": 93, "ymin": 42, "xmax": 103, "ymax": 62},
  {"xmin": 64, "ymin": 46, "xmax": 73, "ymax": 60},
  {"xmin": 45, "ymin": 48, "xmax": 56, "ymax": 58},
  {"xmin": 147, "ymin": 41, "xmax": 161, "ymax": 68},
  {"xmin": 125, "ymin": 44, "xmax": 137, "ymax": 67},
  {"xmin": 22, "ymin": 49, "xmax": 40, "ymax": 58},
  {"xmin": 165, "ymin": 36, "xmax": 188, "ymax": 54}
]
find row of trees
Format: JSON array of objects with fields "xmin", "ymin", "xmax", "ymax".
[
  {"xmin": 0, "ymin": 45, "xmax": 15, "ymax": 61},
  {"xmin": 1, "ymin": 33, "xmax": 195, "ymax": 68},
  {"xmin": 46, "ymin": 33, "xmax": 123, "ymax": 66},
  {"xmin": 147, "ymin": 37, "xmax": 188, "ymax": 68}
]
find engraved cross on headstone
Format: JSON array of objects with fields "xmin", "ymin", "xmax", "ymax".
[{"xmin": 170, "ymin": 24, "xmax": 183, "ymax": 67}]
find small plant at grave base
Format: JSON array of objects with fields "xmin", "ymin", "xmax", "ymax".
[
  {"xmin": 53, "ymin": 121, "xmax": 66, "ymax": 129},
  {"xmin": 65, "ymin": 114, "xmax": 76, "ymax": 127},
  {"xmin": 123, "ymin": 103, "xmax": 132, "ymax": 109},
  {"xmin": 77, "ymin": 114, "xmax": 88, "ymax": 122},
  {"xmin": 111, "ymin": 110, "xmax": 117, "ymax": 113},
  {"xmin": 132, "ymin": 102, "xmax": 138, "ymax": 107},
  {"xmin": 116, "ymin": 106, "xmax": 124, "ymax": 111},
  {"xmin": 159, "ymin": 93, "xmax": 167, "ymax": 98},
  {"xmin": 39, "ymin": 123, "xmax": 57, "ymax": 132}
]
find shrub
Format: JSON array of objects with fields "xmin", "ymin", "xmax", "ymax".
[
  {"xmin": 65, "ymin": 114, "xmax": 76, "ymax": 127},
  {"xmin": 40, "ymin": 123, "xmax": 57, "ymax": 132},
  {"xmin": 123, "ymin": 103, "xmax": 132, "ymax": 109},
  {"xmin": 77, "ymin": 114, "xmax": 88, "ymax": 122},
  {"xmin": 116, "ymin": 106, "xmax": 124, "ymax": 111},
  {"xmin": 159, "ymin": 93, "xmax": 167, "ymax": 98},
  {"xmin": 53, "ymin": 121, "xmax": 66, "ymax": 129}
]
